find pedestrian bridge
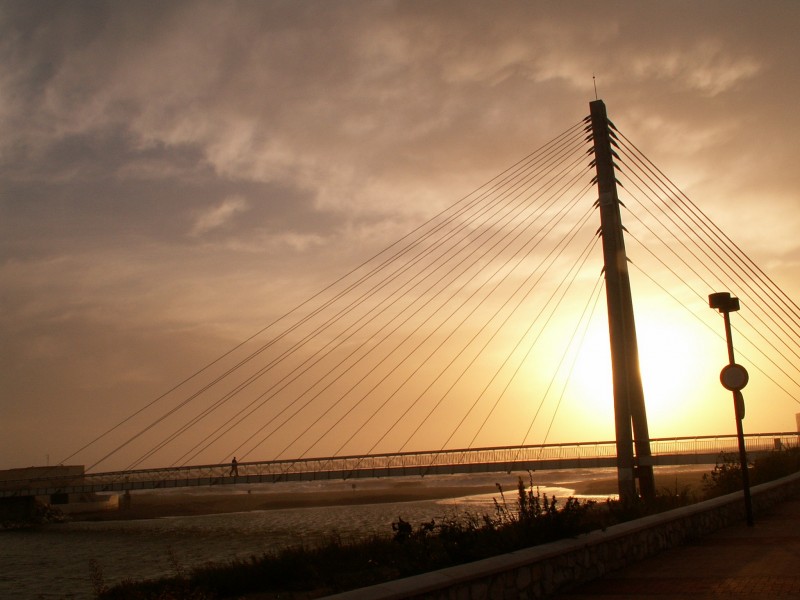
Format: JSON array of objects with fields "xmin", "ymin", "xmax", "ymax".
[{"xmin": 2, "ymin": 432, "xmax": 796, "ymax": 499}]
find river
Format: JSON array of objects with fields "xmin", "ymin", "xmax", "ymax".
[{"xmin": 1, "ymin": 469, "xmax": 616, "ymax": 600}]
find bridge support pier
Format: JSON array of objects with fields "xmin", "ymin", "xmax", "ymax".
[{"xmin": 590, "ymin": 99, "xmax": 656, "ymax": 502}]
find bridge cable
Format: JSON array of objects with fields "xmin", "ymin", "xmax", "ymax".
[
  {"xmin": 511, "ymin": 246, "xmax": 604, "ymax": 455},
  {"xmin": 377, "ymin": 199, "xmax": 599, "ymax": 457},
  {"xmin": 184, "ymin": 140, "xmax": 592, "ymax": 464},
  {"xmin": 75, "ymin": 119, "xmax": 588, "ymax": 470},
  {"xmin": 614, "ymin": 143, "xmax": 800, "ymax": 387},
  {"xmin": 621, "ymin": 200, "xmax": 800, "ymax": 388},
  {"xmin": 274, "ymin": 175, "xmax": 596, "ymax": 464},
  {"xmin": 624, "ymin": 228, "xmax": 800, "ymax": 403},
  {"xmin": 457, "ymin": 223, "xmax": 603, "ymax": 455},
  {"xmin": 614, "ymin": 127, "xmax": 800, "ymax": 336},
  {"xmin": 614, "ymin": 138, "xmax": 800, "ymax": 363},
  {"xmin": 628, "ymin": 190, "xmax": 800, "ymax": 397},
  {"xmin": 108, "ymin": 123, "xmax": 590, "ymax": 470},
  {"xmin": 434, "ymin": 234, "xmax": 603, "ymax": 468},
  {"xmin": 332, "ymin": 200, "xmax": 599, "ymax": 476},
  {"xmin": 238, "ymin": 171, "xmax": 595, "ymax": 463},
  {"xmin": 276, "ymin": 172, "xmax": 597, "ymax": 461},
  {"xmin": 130, "ymin": 134, "xmax": 590, "ymax": 468},
  {"xmin": 613, "ymin": 147, "xmax": 800, "ymax": 402},
  {"xmin": 612, "ymin": 131, "xmax": 800, "ymax": 372},
  {"xmin": 537, "ymin": 271, "xmax": 606, "ymax": 449},
  {"xmin": 161, "ymin": 129, "xmax": 592, "ymax": 466},
  {"xmin": 627, "ymin": 258, "xmax": 800, "ymax": 406},
  {"xmin": 189, "ymin": 139, "xmax": 591, "ymax": 463}
]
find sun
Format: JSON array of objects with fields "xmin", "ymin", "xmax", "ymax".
[
  {"xmin": 565, "ymin": 300, "xmax": 722, "ymax": 439},
  {"xmin": 635, "ymin": 309, "xmax": 720, "ymax": 434}
]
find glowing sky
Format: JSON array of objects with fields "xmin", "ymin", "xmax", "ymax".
[{"xmin": 2, "ymin": 1, "xmax": 799, "ymax": 470}]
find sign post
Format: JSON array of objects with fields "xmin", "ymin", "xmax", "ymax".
[{"xmin": 709, "ymin": 292, "xmax": 754, "ymax": 526}]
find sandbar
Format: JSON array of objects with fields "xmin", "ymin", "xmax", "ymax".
[{"xmin": 73, "ymin": 466, "xmax": 711, "ymax": 522}]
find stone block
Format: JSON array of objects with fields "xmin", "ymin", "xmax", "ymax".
[{"xmin": 516, "ymin": 566, "xmax": 532, "ymax": 589}]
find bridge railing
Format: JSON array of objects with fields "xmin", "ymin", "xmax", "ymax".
[
  {"xmin": 649, "ymin": 433, "xmax": 796, "ymax": 458},
  {"xmin": 2, "ymin": 432, "xmax": 797, "ymax": 497}
]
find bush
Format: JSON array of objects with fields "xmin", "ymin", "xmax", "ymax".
[
  {"xmin": 385, "ymin": 475, "xmax": 601, "ymax": 570},
  {"xmin": 751, "ymin": 446, "xmax": 800, "ymax": 484},
  {"xmin": 702, "ymin": 452, "xmax": 746, "ymax": 498},
  {"xmin": 702, "ymin": 446, "xmax": 800, "ymax": 499}
]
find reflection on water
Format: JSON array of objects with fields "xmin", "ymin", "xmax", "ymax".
[{"xmin": 0, "ymin": 470, "xmax": 613, "ymax": 600}]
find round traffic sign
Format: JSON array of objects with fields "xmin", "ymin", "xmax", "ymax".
[{"xmin": 720, "ymin": 363, "xmax": 749, "ymax": 391}]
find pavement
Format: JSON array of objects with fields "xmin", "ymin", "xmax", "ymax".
[{"xmin": 554, "ymin": 496, "xmax": 800, "ymax": 599}]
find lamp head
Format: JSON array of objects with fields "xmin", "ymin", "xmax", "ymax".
[{"xmin": 709, "ymin": 292, "xmax": 740, "ymax": 313}]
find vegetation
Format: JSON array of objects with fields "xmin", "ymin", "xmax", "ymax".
[{"xmin": 702, "ymin": 445, "xmax": 800, "ymax": 498}]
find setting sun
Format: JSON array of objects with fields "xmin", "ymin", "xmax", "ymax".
[
  {"xmin": 564, "ymin": 292, "xmax": 731, "ymax": 442},
  {"xmin": 636, "ymin": 303, "xmax": 722, "ymax": 434}
]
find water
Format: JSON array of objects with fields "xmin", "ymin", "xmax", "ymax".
[{"xmin": 0, "ymin": 470, "xmax": 614, "ymax": 600}]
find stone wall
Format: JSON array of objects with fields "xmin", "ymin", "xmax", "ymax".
[{"xmin": 325, "ymin": 471, "xmax": 800, "ymax": 600}]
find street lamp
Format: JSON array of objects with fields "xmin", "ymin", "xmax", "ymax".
[{"xmin": 708, "ymin": 292, "xmax": 754, "ymax": 526}]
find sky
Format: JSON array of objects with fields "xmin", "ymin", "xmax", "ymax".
[{"xmin": 2, "ymin": 1, "xmax": 799, "ymax": 471}]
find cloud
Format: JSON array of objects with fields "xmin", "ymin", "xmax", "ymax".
[
  {"xmin": 190, "ymin": 195, "xmax": 249, "ymax": 237},
  {"xmin": 629, "ymin": 41, "xmax": 761, "ymax": 96},
  {"xmin": 1, "ymin": 0, "xmax": 799, "ymax": 469}
]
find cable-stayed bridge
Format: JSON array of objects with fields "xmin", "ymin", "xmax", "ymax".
[{"xmin": 5, "ymin": 100, "xmax": 800, "ymax": 504}]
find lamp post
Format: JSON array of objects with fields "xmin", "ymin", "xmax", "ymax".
[{"xmin": 708, "ymin": 292, "xmax": 754, "ymax": 526}]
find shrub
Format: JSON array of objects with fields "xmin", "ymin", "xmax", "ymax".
[
  {"xmin": 702, "ymin": 446, "xmax": 800, "ymax": 499},
  {"xmin": 702, "ymin": 452, "xmax": 745, "ymax": 498},
  {"xmin": 751, "ymin": 446, "xmax": 800, "ymax": 484}
]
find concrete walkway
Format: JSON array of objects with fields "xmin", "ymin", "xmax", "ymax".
[{"xmin": 555, "ymin": 496, "xmax": 800, "ymax": 599}]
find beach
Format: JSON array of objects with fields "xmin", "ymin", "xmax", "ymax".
[{"xmin": 74, "ymin": 465, "xmax": 712, "ymax": 521}]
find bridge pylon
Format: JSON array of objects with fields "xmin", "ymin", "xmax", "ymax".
[{"xmin": 589, "ymin": 99, "xmax": 656, "ymax": 502}]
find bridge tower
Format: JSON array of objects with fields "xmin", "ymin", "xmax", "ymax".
[{"xmin": 589, "ymin": 99, "xmax": 656, "ymax": 502}]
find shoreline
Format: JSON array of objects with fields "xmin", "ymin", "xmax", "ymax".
[{"xmin": 72, "ymin": 466, "xmax": 711, "ymax": 522}]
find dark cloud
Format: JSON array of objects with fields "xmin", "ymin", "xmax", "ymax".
[{"xmin": 3, "ymin": 145, "xmax": 335, "ymax": 255}]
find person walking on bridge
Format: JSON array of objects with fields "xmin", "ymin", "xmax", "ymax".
[{"xmin": 230, "ymin": 457, "xmax": 239, "ymax": 477}]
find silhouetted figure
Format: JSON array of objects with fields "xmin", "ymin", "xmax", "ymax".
[{"xmin": 230, "ymin": 457, "xmax": 239, "ymax": 477}]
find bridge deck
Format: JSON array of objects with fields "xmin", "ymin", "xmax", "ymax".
[{"xmin": 2, "ymin": 433, "xmax": 796, "ymax": 498}]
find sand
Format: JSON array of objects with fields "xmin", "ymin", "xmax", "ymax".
[{"xmin": 72, "ymin": 466, "xmax": 711, "ymax": 522}]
